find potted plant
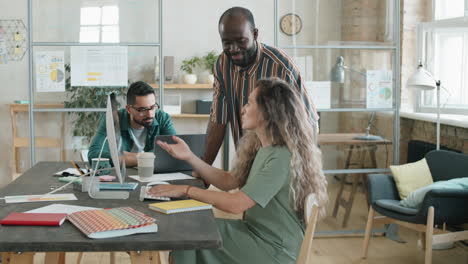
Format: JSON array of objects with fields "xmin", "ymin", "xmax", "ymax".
[
  {"xmin": 63, "ymin": 64, "xmax": 127, "ymax": 149},
  {"xmin": 180, "ymin": 56, "xmax": 200, "ymax": 84},
  {"xmin": 200, "ymin": 51, "xmax": 218, "ymax": 84}
]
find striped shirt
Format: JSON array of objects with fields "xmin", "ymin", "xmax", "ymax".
[{"xmin": 211, "ymin": 41, "xmax": 319, "ymax": 147}]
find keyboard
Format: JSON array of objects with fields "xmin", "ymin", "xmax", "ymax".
[{"xmin": 139, "ymin": 186, "xmax": 171, "ymax": 201}]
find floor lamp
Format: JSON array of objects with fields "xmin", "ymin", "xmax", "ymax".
[{"xmin": 407, "ymin": 63, "xmax": 441, "ymax": 150}]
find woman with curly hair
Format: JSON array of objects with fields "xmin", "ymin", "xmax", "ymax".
[{"xmin": 149, "ymin": 77, "xmax": 328, "ymax": 264}]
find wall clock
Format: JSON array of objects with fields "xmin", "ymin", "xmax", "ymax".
[{"xmin": 280, "ymin": 13, "xmax": 303, "ymax": 36}]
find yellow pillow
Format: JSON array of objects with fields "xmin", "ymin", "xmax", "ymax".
[{"xmin": 390, "ymin": 158, "xmax": 433, "ymax": 199}]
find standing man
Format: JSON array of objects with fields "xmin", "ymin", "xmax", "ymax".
[
  {"xmin": 201, "ymin": 7, "xmax": 319, "ymax": 167},
  {"xmin": 88, "ymin": 81, "xmax": 176, "ymax": 167}
]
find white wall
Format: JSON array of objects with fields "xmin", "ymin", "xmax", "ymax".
[{"xmin": 0, "ymin": 0, "xmax": 342, "ymax": 187}]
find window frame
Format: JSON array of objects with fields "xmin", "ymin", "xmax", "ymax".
[
  {"xmin": 415, "ymin": 0, "xmax": 468, "ymax": 115},
  {"xmin": 79, "ymin": 5, "xmax": 119, "ymax": 43}
]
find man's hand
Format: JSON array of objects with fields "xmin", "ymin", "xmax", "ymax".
[{"xmin": 123, "ymin": 151, "xmax": 138, "ymax": 167}]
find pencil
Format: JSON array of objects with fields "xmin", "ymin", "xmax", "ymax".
[{"xmin": 70, "ymin": 161, "xmax": 85, "ymax": 175}]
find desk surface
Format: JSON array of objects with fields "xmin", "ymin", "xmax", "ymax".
[
  {"xmin": 318, "ymin": 133, "xmax": 391, "ymax": 145},
  {"xmin": 0, "ymin": 162, "xmax": 222, "ymax": 252}
]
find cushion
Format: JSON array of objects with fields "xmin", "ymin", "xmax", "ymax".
[
  {"xmin": 375, "ymin": 199, "xmax": 419, "ymax": 215},
  {"xmin": 390, "ymin": 158, "xmax": 433, "ymax": 199},
  {"xmin": 400, "ymin": 177, "xmax": 468, "ymax": 208}
]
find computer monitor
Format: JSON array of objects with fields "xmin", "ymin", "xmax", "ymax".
[{"xmin": 88, "ymin": 92, "xmax": 129, "ymax": 199}]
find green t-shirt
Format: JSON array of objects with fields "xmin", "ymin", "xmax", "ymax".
[{"xmin": 241, "ymin": 145, "xmax": 304, "ymax": 258}]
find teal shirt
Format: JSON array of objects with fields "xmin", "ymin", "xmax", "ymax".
[{"xmin": 87, "ymin": 108, "xmax": 176, "ymax": 163}]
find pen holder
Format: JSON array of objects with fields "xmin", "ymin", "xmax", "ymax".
[{"xmin": 74, "ymin": 177, "xmax": 100, "ymax": 193}]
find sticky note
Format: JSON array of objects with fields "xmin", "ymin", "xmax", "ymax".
[
  {"xmin": 14, "ymin": 32, "xmax": 23, "ymax": 41},
  {"xmin": 14, "ymin": 46, "xmax": 22, "ymax": 55}
]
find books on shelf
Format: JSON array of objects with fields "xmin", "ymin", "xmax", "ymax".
[
  {"xmin": 149, "ymin": 199, "xmax": 212, "ymax": 214},
  {"xmin": 0, "ymin": 212, "xmax": 67, "ymax": 226},
  {"xmin": 67, "ymin": 207, "xmax": 157, "ymax": 239}
]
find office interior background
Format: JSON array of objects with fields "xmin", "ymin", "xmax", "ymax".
[{"xmin": 1, "ymin": 0, "xmax": 468, "ymax": 263}]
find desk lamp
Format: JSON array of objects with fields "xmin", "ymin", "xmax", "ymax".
[
  {"xmin": 330, "ymin": 56, "xmax": 366, "ymax": 83},
  {"xmin": 354, "ymin": 112, "xmax": 383, "ymax": 140},
  {"xmin": 407, "ymin": 62, "xmax": 441, "ymax": 150}
]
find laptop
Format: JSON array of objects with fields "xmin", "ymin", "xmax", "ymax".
[{"xmin": 153, "ymin": 134, "xmax": 206, "ymax": 173}]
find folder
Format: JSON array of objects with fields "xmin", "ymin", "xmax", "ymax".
[
  {"xmin": 149, "ymin": 199, "xmax": 212, "ymax": 214},
  {"xmin": 0, "ymin": 212, "xmax": 67, "ymax": 226}
]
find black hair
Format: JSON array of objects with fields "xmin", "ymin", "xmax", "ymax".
[
  {"xmin": 126, "ymin": 81, "xmax": 155, "ymax": 105},
  {"xmin": 218, "ymin": 7, "xmax": 256, "ymax": 30}
]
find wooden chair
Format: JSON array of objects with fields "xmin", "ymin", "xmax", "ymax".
[{"xmin": 297, "ymin": 194, "xmax": 319, "ymax": 264}]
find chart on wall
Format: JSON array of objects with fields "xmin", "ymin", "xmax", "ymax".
[
  {"xmin": 366, "ymin": 70, "xmax": 392, "ymax": 108},
  {"xmin": 35, "ymin": 51, "xmax": 65, "ymax": 92},
  {"xmin": 70, "ymin": 46, "xmax": 128, "ymax": 87}
]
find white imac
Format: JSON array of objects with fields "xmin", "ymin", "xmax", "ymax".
[{"xmin": 88, "ymin": 93, "xmax": 129, "ymax": 199}]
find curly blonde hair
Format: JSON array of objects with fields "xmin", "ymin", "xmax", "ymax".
[{"xmin": 231, "ymin": 78, "xmax": 328, "ymax": 218}]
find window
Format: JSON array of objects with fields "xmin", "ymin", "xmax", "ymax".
[
  {"xmin": 417, "ymin": 0, "xmax": 468, "ymax": 114},
  {"xmin": 79, "ymin": 6, "xmax": 119, "ymax": 43}
]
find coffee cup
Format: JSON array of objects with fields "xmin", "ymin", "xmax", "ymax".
[
  {"xmin": 91, "ymin": 158, "xmax": 112, "ymax": 176},
  {"xmin": 137, "ymin": 152, "xmax": 155, "ymax": 179}
]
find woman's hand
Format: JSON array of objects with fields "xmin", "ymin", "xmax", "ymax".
[
  {"xmin": 148, "ymin": 184, "xmax": 189, "ymax": 198},
  {"xmin": 156, "ymin": 136, "xmax": 194, "ymax": 161}
]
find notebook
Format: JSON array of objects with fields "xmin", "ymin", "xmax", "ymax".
[
  {"xmin": 153, "ymin": 134, "xmax": 206, "ymax": 173},
  {"xmin": 149, "ymin": 199, "xmax": 212, "ymax": 214},
  {"xmin": 67, "ymin": 207, "xmax": 157, "ymax": 239},
  {"xmin": 0, "ymin": 212, "xmax": 67, "ymax": 226}
]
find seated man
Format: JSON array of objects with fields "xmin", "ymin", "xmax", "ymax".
[{"xmin": 88, "ymin": 81, "xmax": 176, "ymax": 167}]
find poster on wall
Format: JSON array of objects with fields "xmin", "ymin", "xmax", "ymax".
[
  {"xmin": 305, "ymin": 81, "xmax": 331, "ymax": 109},
  {"xmin": 35, "ymin": 51, "xmax": 65, "ymax": 92},
  {"xmin": 366, "ymin": 70, "xmax": 392, "ymax": 108},
  {"xmin": 70, "ymin": 46, "xmax": 128, "ymax": 87}
]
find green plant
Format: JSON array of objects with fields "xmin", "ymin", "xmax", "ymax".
[
  {"xmin": 201, "ymin": 51, "xmax": 218, "ymax": 71},
  {"xmin": 180, "ymin": 56, "xmax": 200, "ymax": 74},
  {"xmin": 63, "ymin": 64, "xmax": 127, "ymax": 143}
]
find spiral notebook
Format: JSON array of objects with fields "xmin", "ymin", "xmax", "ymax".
[
  {"xmin": 148, "ymin": 199, "xmax": 212, "ymax": 214},
  {"xmin": 67, "ymin": 207, "xmax": 157, "ymax": 239}
]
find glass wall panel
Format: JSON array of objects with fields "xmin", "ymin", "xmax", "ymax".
[
  {"xmin": 278, "ymin": 0, "xmax": 396, "ymax": 46},
  {"xmin": 282, "ymin": 48, "xmax": 395, "ymax": 109},
  {"xmin": 32, "ymin": 0, "xmax": 160, "ymax": 43}
]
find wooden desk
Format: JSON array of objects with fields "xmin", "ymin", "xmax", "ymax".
[
  {"xmin": 318, "ymin": 133, "xmax": 392, "ymax": 228},
  {"xmin": 9, "ymin": 104, "xmax": 65, "ymax": 177},
  {"xmin": 0, "ymin": 162, "xmax": 222, "ymax": 264}
]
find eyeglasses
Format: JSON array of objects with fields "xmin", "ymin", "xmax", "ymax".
[{"xmin": 130, "ymin": 104, "xmax": 159, "ymax": 115}]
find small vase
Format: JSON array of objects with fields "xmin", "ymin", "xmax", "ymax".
[
  {"xmin": 202, "ymin": 74, "xmax": 214, "ymax": 84},
  {"xmin": 183, "ymin": 74, "xmax": 197, "ymax": 84}
]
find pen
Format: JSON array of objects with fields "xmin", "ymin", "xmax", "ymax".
[{"xmin": 70, "ymin": 161, "xmax": 85, "ymax": 175}]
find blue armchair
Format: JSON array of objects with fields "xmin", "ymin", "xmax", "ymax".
[{"xmin": 361, "ymin": 150, "xmax": 468, "ymax": 264}]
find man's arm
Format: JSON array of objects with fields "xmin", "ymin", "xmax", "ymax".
[
  {"xmin": 202, "ymin": 121, "xmax": 227, "ymax": 165},
  {"xmin": 87, "ymin": 116, "xmax": 111, "ymax": 163}
]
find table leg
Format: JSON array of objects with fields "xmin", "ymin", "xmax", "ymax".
[
  {"xmin": 1, "ymin": 252, "xmax": 34, "ymax": 264},
  {"xmin": 332, "ymin": 145, "xmax": 354, "ymax": 218},
  {"xmin": 129, "ymin": 251, "xmax": 162, "ymax": 264},
  {"xmin": 44, "ymin": 252, "xmax": 65, "ymax": 264}
]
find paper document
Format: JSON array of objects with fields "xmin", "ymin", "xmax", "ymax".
[
  {"xmin": 25, "ymin": 204, "xmax": 100, "ymax": 214},
  {"xmin": 35, "ymin": 51, "xmax": 65, "ymax": 92},
  {"xmin": 4, "ymin": 193, "xmax": 77, "ymax": 204},
  {"xmin": 70, "ymin": 46, "xmax": 128, "ymax": 87},
  {"xmin": 366, "ymin": 70, "xmax": 393, "ymax": 108},
  {"xmin": 54, "ymin": 168, "xmax": 89, "ymax": 176},
  {"xmin": 129, "ymin": 173, "xmax": 194, "ymax": 183}
]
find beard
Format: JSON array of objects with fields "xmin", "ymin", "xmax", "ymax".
[
  {"xmin": 135, "ymin": 117, "xmax": 154, "ymax": 128},
  {"xmin": 227, "ymin": 42, "xmax": 257, "ymax": 67}
]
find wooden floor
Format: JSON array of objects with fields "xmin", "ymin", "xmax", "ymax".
[{"xmin": 32, "ymin": 180, "xmax": 467, "ymax": 264}]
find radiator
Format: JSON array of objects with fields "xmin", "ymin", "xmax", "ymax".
[{"xmin": 407, "ymin": 140, "xmax": 461, "ymax": 163}]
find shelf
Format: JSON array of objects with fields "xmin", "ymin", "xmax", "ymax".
[
  {"xmin": 170, "ymin": 114, "xmax": 210, "ymax": 119},
  {"xmin": 150, "ymin": 83, "xmax": 213, "ymax": 89}
]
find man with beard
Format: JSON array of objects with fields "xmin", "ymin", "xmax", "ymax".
[
  {"xmin": 201, "ymin": 7, "xmax": 319, "ymax": 169},
  {"xmin": 88, "ymin": 81, "xmax": 176, "ymax": 167}
]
